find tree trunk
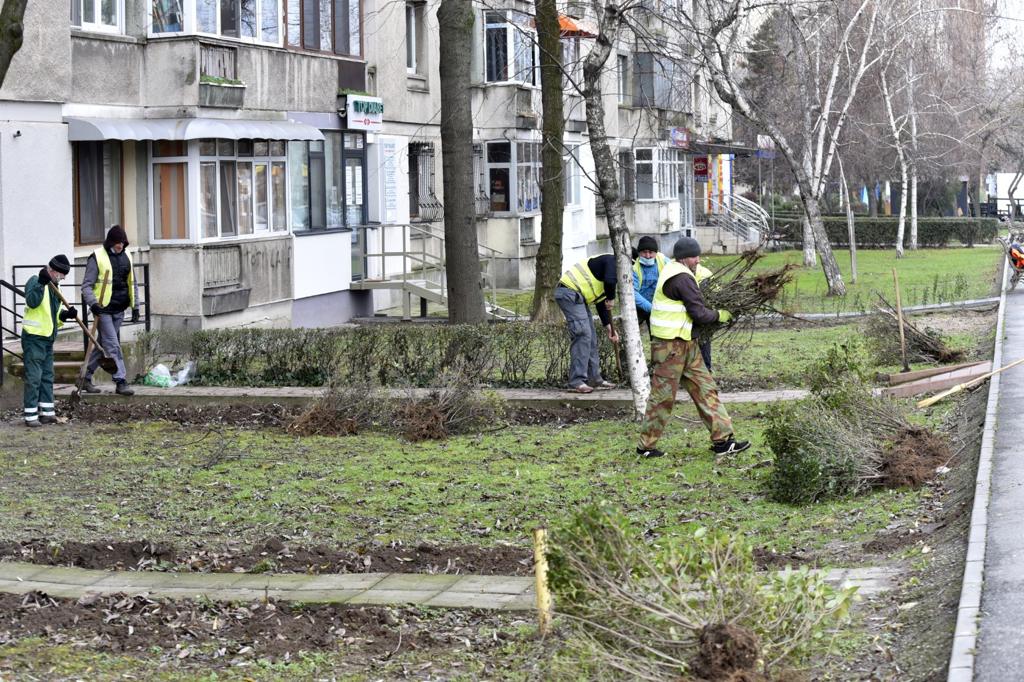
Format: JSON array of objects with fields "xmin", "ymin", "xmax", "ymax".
[
  {"xmin": 582, "ymin": 4, "xmax": 649, "ymax": 418},
  {"xmin": 0, "ymin": 0, "xmax": 27, "ymax": 89},
  {"xmin": 839, "ymin": 157, "xmax": 857, "ymax": 284},
  {"xmin": 908, "ymin": 57, "xmax": 919, "ymax": 251},
  {"xmin": 438, "ymin": 0, "xmax": 486, "ymax": 323},
  {"xmin": 801, "ymin": 216, "xmax": 816, "ymax": 267},
  {"xmin": 868, "ymin": 181, "xmax": 878, "ymax": 217},
  {"xmin": 881, "ymin": 71, "xmax": 906, "ymax": 258},
  {"xmin": 530, "ymin": 0, "xmax": 565, "ymax": 323}
]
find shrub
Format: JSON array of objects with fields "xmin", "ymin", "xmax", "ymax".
[
  {"xmin": 772, "ymin": 216, "xmax": 999, "ymax": 248},
  {"xmin": 548, "ymin": 503, "xmax": 856, "ymax": 679}
]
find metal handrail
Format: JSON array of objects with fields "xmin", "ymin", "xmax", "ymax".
[{"xmin": 0, "ymin": 279, "xmax": 26, "ymax": 387}]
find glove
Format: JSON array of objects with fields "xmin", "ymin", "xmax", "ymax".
[
  {"xmin": 59, "ymin": 308, "xmax": 78, "ymax": 322},
  {"xmin": 37, "ymin": 268, "xmax": 51, "ymax": 285},
  {"xmin": 718, "ymin": 309, "xmax": 733, "ymax": 324},
  {"xmin": 90, "ymin": 303, "xmax": 102, "ymax": 316},
  {"xmin": 131, "ymin": 308, "xmax": 140, "ymax": 324}
]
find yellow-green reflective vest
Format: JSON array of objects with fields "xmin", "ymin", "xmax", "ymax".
[
  {"xmin": 22, "ymin": 282, "xmax": 63, "ymax": 338},
  {"xmin": 93, "ymin": 247, "xmax": 134, "ymax": 308},
  {"xmin": 632, "ymin": 252, "xmax": 669, "ymax": 289},
  {"xmin": 649, "ymin": 261, "xmax": 696, "ymax": 341},
  {"xmin": 695, "ymin": 264, "xmax": 713, "ymax": 283},
  {"xmin": 559, "ymin": 258, "xmax": 606, "ymax": 304}
]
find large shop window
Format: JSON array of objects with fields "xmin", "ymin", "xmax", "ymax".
[
  {"xmin": 73, "ymin": 0, "xmax": 123, "ymax": 32},
  {"xmin": 285, "ymin": 0, "xmax": 361, "ymax": 56},
  {"xmin": 484, "ymin": 10, "xmax": 537, "ymax": 85},
  {"xmin": 483, "ymin": 140, "xmax": 541, "ymax": 215},
  {"xmin": 198, "ymin": 139, "xmax": 288, "ymax": 239},
  {"xmin": 73, "ymin": 141, "xmax": 123, "ymax": 246},
  {"xmin": 289, "ymin": 132, "xmax": 366, "ymax": 232}
]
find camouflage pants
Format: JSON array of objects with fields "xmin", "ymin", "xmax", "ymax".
[{"xmin": 638, "ymin": 338, "xmax": 733, "ymax": 448}]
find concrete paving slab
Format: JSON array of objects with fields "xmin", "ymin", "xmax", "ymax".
[
  {"xmin": 373, "ymin": 573, "xmax": 461, "ymax": 591},
  {"xmin": 426, "ymin": 591, "xmax": 518, "ymax": 609},
  {"xmin": 0, "ymin": 562, "xmax": 52, "ymax": 582},
  {"xmin": 17, "ymin": 566, "xmax": 111, "ymax": 586},
  {"xmin": 501, "ymin": 594, "xmax": 537, "ymax": 611},
  {"xmin": 293, "ymin": 573, "xmax": 388, "ymax": 591},
  {"xmin": 348, "ymin": 589, "xmax": 442, "ymax": 605},
  {"xmin": 277, "ymin": 589, "xmax": 362, "ymax": 604},
  {"xmin": 230, "ymin": 573, "xmax": 319, "ymax": 590},
  {"xmin": 448, "ymin": 575, "xmax": 533, "ymax": 594}
]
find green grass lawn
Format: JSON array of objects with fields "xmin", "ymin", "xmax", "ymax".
[
  {"xmin": 0, "ymin": 406, "xmax": 922, "ymax": 559},
  {"xmin": 497, "ymin": 246, "xmax": 1003, "ymax": 316}
]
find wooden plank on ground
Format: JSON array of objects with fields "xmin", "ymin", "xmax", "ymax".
[
  {"xmin": 877, "ymin": 360, "xmax": 988, "ymax": 386},
  {"xmin": 879, "ymin": 362, "xmax": 992, "ymax": 398}
]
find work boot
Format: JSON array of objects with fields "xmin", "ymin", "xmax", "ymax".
[
  {"xmin": 81, "ymin": 379, "xmax": 101, "ymax": 394},
  {"xmin": 115, "ymin": 381, "xmax": 135, "ymax": 396},
  {"xmin": 636, "ymin": 446, "xmax": 666, "ymax": 459},
  {"xmin": 712, "ymin": 437, "xmax": 751, "ymax": 456},
  {"xmin": 24, "ymin": 419, "xmax": 41, "ymax": 428},
  {"xmin": 39, "ymin": 415, "xmax": 58, "ymax": 425}
]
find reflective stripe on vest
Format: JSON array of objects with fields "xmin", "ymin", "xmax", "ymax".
[
  {"xmin": 22, "ymin": 282, "xmax": 61, "ymax": 338},
  {"xmin": 93, "ymin": 247, "xmax": 134, "ymax": 308},
  {"xmin": 559, "ymin": 259, "xmax": 605, "ymax": 304},
  {"xmin": 649, "ymin": 261, "xmax": 695, "ymax": 341},
  {"xmin": 632, "ymin": 252, "xmax": 669, "ymax": 289}
]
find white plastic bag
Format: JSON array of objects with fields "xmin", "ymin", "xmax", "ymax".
[
  {"xmin": 175, "ymin": 360, "xmax": 197, "ymax": 386},
  {"xmin": 143, "ymin": 363, "xmax": 175, "ymax": 388}
]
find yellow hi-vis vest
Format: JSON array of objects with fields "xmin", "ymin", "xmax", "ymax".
[
  {"xmin": 93, "ymin": 246, "xmax": 134, "ymax": 308},
  {"xmin": 559, "ymin": 258, "xmax": 605, "ymax": 304},
  {"xmin": 632, "ymin": 252, "xmax": 669, "ymax": 289},
  {"xmin": 22, "ymin": 281, "xmax": 64, "ymax": 338},
  {"xmin": 649, "ymin": 261, "xmax": 696, "ymax": 341},
  {"xmin": 695, "ymin": 264, "xmax": 713, "ymax": 283}
]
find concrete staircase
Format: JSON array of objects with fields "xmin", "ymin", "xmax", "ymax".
[{"xmin": 4, "ymin": 340, "xmax": 86, "ymax": 383}]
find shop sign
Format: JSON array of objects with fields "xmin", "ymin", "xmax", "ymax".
[
  {"xmin": 693, "ymin": 155, "xmax": 709, "ymax": 182},
  {"xmin": 345, "ymin": 95, "xmax": 384, "ymax": 131},
  {"xmin": 668, "ymin": 127, "xmax": 691, "ymax": 149}
]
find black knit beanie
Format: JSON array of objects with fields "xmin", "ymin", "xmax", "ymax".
[
  {"xmin": 637, "ymin": 236, "xmax": 659, "ymax": 252},
  {"xmin": 672, "ymin": 237, "xmax": 701, "ymax": 260},
  {"xmin": 48, "ymin": 254, "xmax": 71, "ymax": 274},
  {"xmin": 104, "ymin": 225, "xmax": 129, "ymax": 250}
]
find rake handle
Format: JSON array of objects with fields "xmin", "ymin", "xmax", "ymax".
[{"xmin": 47, "ymin": 281, "xmax": 110, "ymax": 357}]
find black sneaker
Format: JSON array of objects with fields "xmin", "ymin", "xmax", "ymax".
[
  {"xmin": 712, "ymin": 437, "xmax": 751, "ymax": 455},
  {"xmin": 115, "ymin": 381, "xmax": 135, "ymax": 396},
  {"xmin": 636, "ymin": 446, "xmax": 666, "ymax": 458},
  {"xmin": 39, "ymin": 415, "xmax": 58, "ymax": 425},
  {"xmin": 81, "ymin": 380, "xmax": 101, "ymax": 394},
  {"xmin": 24, "ymin": 419, "xmax": 41, "ymax": 428}
]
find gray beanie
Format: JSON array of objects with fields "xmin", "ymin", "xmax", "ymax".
[{"xmin": 672, "ymin": 237, "xmax": 701, "ymax": 260}]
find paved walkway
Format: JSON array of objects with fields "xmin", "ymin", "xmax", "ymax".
[
  {"xmin": 0, "ymin": 561, "xmax": 897, "ymax": 610},
  {"xmin": 50, "ymin": 384, "xmax": 808, "ymax": 407},
  {"xmin": 962, "ymin": 267, "xmax": 1024, "ymax": 680}
]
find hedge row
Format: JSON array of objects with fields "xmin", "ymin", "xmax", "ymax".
[
  {"xmin": 130, "ymin": 322, "xmax": 624, "ymax": 388},
  {"xmin": 771, "ymin": 216, "xmax": 999, "ymax": 248}
]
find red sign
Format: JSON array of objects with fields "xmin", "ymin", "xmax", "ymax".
[{"xmin": 694, "ymin": 156, "xmax": 709, "ymax": 182}]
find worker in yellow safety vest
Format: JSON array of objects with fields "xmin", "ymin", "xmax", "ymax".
[
  {"xmin": 80, "ymin": 225, "xmax": 139, "ymax": 396},
  {"xmin": 554, "ymin": 254, "xmax": 621, "ymax": 393},
  {"xmin": 21, "ymin": 255, "xmax": 77, "ymax": 427}
]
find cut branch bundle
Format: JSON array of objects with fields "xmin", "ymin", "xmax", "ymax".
[
  {"xmin": 697, "ymin": 249, "xmax": 797, "ymax": 343},
  {"xmin": 869, "ymin": 295, "xmax": 964, "ymax": 364}
]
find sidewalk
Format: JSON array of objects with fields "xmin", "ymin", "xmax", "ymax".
[
  {"xmin": 0, "ymin": 560, "xmax": 897, "ymax": 610},
  {"xmin": 50, "ymin": 384, "xmax": 808, "ymax": 408}
]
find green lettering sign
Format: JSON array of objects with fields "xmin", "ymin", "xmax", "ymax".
[{"xmin": 354, "ymin": 101, "xmax": 384, "ymax": 115}]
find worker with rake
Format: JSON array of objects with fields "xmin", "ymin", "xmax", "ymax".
[
  {"xmin": 636, "ymin": 237, "xmax": 750, "ymax": 459},
  {"xmin": 21, "ymin": 255, "xmax": 77, "ymax": 427},
  {"xmin": 80, "ymin": 225, "xmax": 137, "ymax": 396}
]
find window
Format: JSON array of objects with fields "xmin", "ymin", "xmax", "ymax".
[
  {"xmin": 406, "ymin": 1, "xmax": 425, "ymax": 75},
  {"xmin": 74, "ymin": 0, "xmax": 122, "ymax": 32},
  {"xmin": 618, "ymin": 149, "xmax": 635, "ymax": 202},
  {"xmin": 561, "ymin": 37, "xmax": 579, "ymax": 88},
  {"xmin": 617, "ymin": 54, "xmax": 629, "ymax": 104},
  {"xmin": 73, "ymin": 141, "xmax": 123, "ymax": 245},
  {"xmin": 152, "ymin": 0, "xmax": 184, "ymax": 32},
  {"xmin": 516, "ymin": 141, "xmax": 541, "ymax": 213},
  {"xmin": 519, "ymin": 217, "xmax": 535, "ymax": 244},
  {"xmin": 190, "ymin": 138, "xmax": 288, "ymax": 241},
  {"xmin": 630, "ymin": 147, "xmax": 682, "ymax": 201},
  {"xmin": 563, "ymin": 144, "xmax": 581, "ymax": 207},
  {"xmin": 152, "ymin": 0, "xmax": 281, "ymax": 41},
  {"xmin": 289, "ymin": 131, "xmax": 366, "ymax": 232},
  {"xmin": 408, "ymin": 142, "xmax": 437, "ymax": 220},
  {"xmin": 633, "ymin": 52, "xmax": 690, "ymax": 111},
  {"xmin": 484, "ymin": 139, "xmax": 541, "ymax": 214},
  {"xmin": 155, "ymin": 164, "xmax": 188, "ymax": 240},
  {"xmin": 286, "ymin": 0, "xmax": 361, "ymax": 55},
  {"xmin": 487, "ymin": 141, "xmax": 511, "ymax": 212},
  {"xmin": 485, "ymin": 10, "xmax": 538, "ymax": 85}
]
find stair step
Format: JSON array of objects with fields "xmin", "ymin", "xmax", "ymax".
[{"xmin": 8, "ymin": 360, "xmax": 85, "ymax": 381}]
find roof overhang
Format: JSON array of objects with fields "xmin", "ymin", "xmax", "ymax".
[
  {"xmin": 65, "ymin": 117, "xmax": 325, "ymax": 142},
  {"xmin": 689, "ymin": 141, "xmax": 757, "ymax": 157}
]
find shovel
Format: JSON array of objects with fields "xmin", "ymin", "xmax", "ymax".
[{"xmin": 47, "ymin": 280, "xmax": 118, "ymax": 376}]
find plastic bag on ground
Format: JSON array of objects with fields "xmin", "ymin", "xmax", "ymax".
[
  {"xmin": 143, "ymin": 363, "xmax": 176, "ymax": 388},
  {"xmin": 175, "ymin": 360, "xmax": 197, "ymax": 386}
]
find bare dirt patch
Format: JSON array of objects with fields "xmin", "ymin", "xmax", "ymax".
[
  {"xmin": 882, "ymin": 427, "xmax": 955, "ymax": 489},
  {"xmin": 0, "ymin": 537, "xmax": 532, "ymax": 576}
]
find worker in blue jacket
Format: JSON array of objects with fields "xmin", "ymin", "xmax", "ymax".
[{"xmin": 632, "ymin": 236, "xmax": 669, "ymax": 334}]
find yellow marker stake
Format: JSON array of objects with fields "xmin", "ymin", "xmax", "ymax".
[{"xmin": 533, "ymin": 527, "xmax": 552, "ymax": 636}]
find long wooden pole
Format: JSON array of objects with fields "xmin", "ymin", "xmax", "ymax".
[
  {"xmin": 533, "ymin": 527, "xmax": 552, "ymax": 636},
  {"xmin": 893, "ymin": 268, "xmax": 910, "ymax": 372},
  {"xmin": 917, "ymin": 356, "xmax": 1024, "ymax": 408}
]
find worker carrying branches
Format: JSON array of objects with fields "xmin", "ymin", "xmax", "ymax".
[{"xmin": 636, "ymin": 237, "xmax": 750, "ymax": 459}]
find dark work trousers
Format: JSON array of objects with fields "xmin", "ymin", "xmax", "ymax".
[
  {"xmin": 87, "ymin": 311, "xmax": 127, "ymax": 382},
  {"xmin": 555, "ymin": 286, "xmax": 604, "ymax": 388},
  {"xmin": 21, "ymin": 333, "xmax": 54, "ymax": 423}
]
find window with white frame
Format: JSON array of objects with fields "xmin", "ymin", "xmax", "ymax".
[
  {"xmin": 617, "ymin": 54, "xmax": 630, "ymax": 104},
  {"xmin": 484, "ymin": 140, "xmax": 541, "ymax": 214},
  {"xmin": 485, "ymin": 10, "xmax": 538, "ymax": 85},
  {"xmin": 197, "ymin": 138, "xmax": 288, "ymax": 239},
  {"xmin": 561, "ymin": 37, "xmax": 580, "ymax": 89},
  {"xmin": 516, "ymin": 141, "xmax": 541, "ymax": 213},
  {"xmin": 150, "ymin": 0, "xmax": 282, "ymax": 41},
  {"xmin": 289, "ymin": 132, "xmax": 366, "ymax": 232},
  {"xmin": 151, "ymin": 141, "xmax": 190, "ymax": 241},
  {"xmin": 630, "ymin": 147, "xmax": 682, "ymax": 201},
  {"xmin": 73, "ymin": 0, "xmax": 123, "ymax": 32},
  {"xmin": 563, "ymin": 144, "xmax": 581, "ymax": 206},
  {"xmin": 406, "ymin": 1, "xmax": 426, "ymax": 75}
]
